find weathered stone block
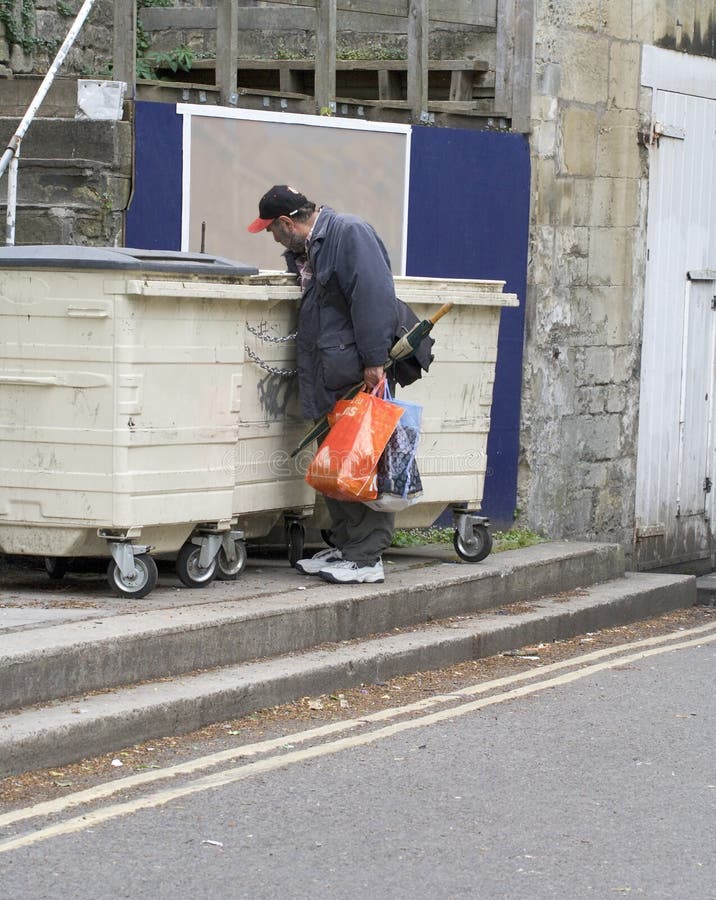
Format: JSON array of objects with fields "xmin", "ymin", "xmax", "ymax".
[
  {"xmin": 555, "ymin": 31, "xmax": 610, "ymax": 105},
  {"xmin": 560, "ymin": 106, "xmax": 598, "ymax": 176},
  {"xmin": 530, "ymin": 226, "xmax": 555, "ymax": 286},
  {"xmin": 588, "ymin": 225, "xmax": 631, "ymax": 286},
  {"xmin": 596, "ymin": 108, "xmax": 642, "ymax": 178},
  {"xmin": 609, "ymin": 40, "xmax": 641, "ymax": 109},
  {"xmin": 0, "ymin": 119, "xmax": 132, "ymax": 169},
  {"xmin": 578, "ymin": 461, "xmax": 609, "ymax": 489},
  {"xmin": 575, "ymin": 176, "xmax": 640, "ymax": 228},
  {"xmin": 573, "ymin": 286, "xmax": 633, "ymax": 346},
  {"xmin": 537, "ymin": 63, "xmax": 562, "ymax": 98},
  {"xmin": 579, "ymin": 345, "xmax": 617, "ymax": 384},
  {"xmin": 576, "ymin": 385, "xmax": 608, "ymax": 415},
  {"xmin": 561, "ymin": 0, "xmax": 605, "ymax": 32},
  {"xmin": 10, "ymin": 44, "xmax": 33, "ymax": 74},
  {"xmin": 533, "ymin": 157, "xmax": 555, "ymax": 221},
  {"xmin": 606, "ymin": 383, "xmax": 627, "ymax": 413},
  {"xmin": 555, "ymin": 226, "xmax": 589, "ymax": 286},
  {"xmin": 604, "ymin": 1, "xmax": 633, "ymax": 38},
  {"xmin": 534, "ymin": 116, "xmax": 558, "ymax": 159},
  {"xmin": 563, "ymin": 413, "xmax": 622, "ymax": 462}
]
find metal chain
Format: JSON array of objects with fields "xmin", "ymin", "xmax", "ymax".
[
  {"xmin": 245, "ymin": 322, "xmax": 297, "ymax": 343},
  {"xmin": 244, "ymin": 344, "xmax": 297, "ymax": 378}
]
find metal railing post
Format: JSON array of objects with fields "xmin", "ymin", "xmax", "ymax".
[
  {"xmin": 6, "ymin": 144, "xmax": 19, "ymax": 246},
  {"xmin": 0, "ymin": 0, "xmax": 99, "ymax": 244}
]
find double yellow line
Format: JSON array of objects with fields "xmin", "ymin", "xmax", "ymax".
[{"xmin": 2, "ymin": 620, "xmax": 715, "ymax": 854}]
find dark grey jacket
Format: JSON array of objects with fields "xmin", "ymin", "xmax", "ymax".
[{"xmin": 296, "ymin": 207, "xmax": 399, "ymax": 419}]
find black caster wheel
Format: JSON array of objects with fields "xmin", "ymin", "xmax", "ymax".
[
  {"xmin": 453, "ymin": 523, "xmax": 492, "ymax": 563},
  {"xmin": 216, "ymin": 539, "xmax": 248, "ymax": 581},
  {"xmin": 107, "ymin": 553, "xmax": 158, "ymax": 598},
  {"xmin": 175, "ymin": 542, "xmax": 218, "ymax": 588},
  {"xmin": 45, "ymin": 556, "xmax": 69, "ymax": 581},
  {"xmin": 287, "ymin": 521, "xmax": 305, "ymax": 568}
]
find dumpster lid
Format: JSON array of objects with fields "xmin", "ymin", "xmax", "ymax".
[{"xmin": 0, "ymin": 246, "xmax": 259, "ymax": 276}]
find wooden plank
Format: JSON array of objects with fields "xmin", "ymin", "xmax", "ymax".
[
  {"xmin": 378, "ymin": 69, "xmax": 403, "ymax": 100},
  {"xmin": 510, "ymin": 0, "xmax": 534, "ymax": 132},
  {"xmin": 449, "ymin": 69, "xmax": 473, "ymax": 101},
  {"xmin": 315, "ymin": 0, "xmax": 337, "ymax": 113},
  {"xmin": 407, "ymin": 0, "xmax": 428, "ymax": 121},
  {"xmin": 113, "ymin": 0, "xmax": 136, "ymax": 96},
  {"xmin": 236, "ymin": 58, "xmax": 487, "ymax": 71},
  {"xmin": 195, "ymin": 58, "xmax": 488, "ymax": 72},
  {"xmin": 493, "ymin": 0, "xmax": 514, "ymax": 116},
  {"xmin": 216, "ymin": 0, "xmax": 239, "ymax": 105}
]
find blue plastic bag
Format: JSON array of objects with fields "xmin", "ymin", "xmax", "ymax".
[{"xmin": 365, "ymin": 383, "xmax": 423, "ymax": 512}]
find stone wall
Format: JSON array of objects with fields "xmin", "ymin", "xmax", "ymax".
[
  {"xmin": 519, "ymin": 1, "xmax": 716, "ymax": 558},
  {"xmin": 0, "ymin": 0, "xmax": 114, "ymax": 78}
]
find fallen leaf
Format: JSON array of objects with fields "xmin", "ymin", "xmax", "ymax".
[{"xmin": 308, "ymin": 699, "xmax": 324, "ymax": 710}]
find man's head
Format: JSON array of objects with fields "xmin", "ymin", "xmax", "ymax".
[{"xmin": 247, "ymin": 185, "xmax": 317, "ymax": 253}]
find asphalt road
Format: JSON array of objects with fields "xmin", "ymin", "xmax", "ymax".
[{"xmin": 1, "ymin": 625, "xmax": 715, "ymax": 899}]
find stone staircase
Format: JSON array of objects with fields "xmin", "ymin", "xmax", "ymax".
[
  {"xmin": 0, "ymin": 541, "xmax": 696, "ymax": 777},
  {"xmin": 0, "ymin": 77, "xmax": 131, "ymax": 246}
]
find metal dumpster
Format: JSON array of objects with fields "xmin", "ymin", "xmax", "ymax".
[
  {"xmin": 305, "ymin": 275, "xmax": 519, "ymax": 561},
  {"xmin": 0, "ymin": 246, "xmax": 313, "ymax": 596}
]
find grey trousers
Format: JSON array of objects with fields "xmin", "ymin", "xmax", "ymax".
[{"xmin": 322, "ymin": 497, "xmax": 395, "ymax": 566}]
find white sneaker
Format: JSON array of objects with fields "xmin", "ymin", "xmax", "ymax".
[
  {"xmin": 295, "ymin": 547, "xmax": 343, "ymax": 575},
  {"xmin": 318, "ymin": 558, "xmax": 384, "ymax": 584}
]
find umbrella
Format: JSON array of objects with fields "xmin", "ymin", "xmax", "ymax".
[{"xmin": 290, "ymin": 301, "xmax": 453, "ymax": 457}]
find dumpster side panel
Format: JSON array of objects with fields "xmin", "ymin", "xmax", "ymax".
[
  {"xmin": 0, "ymin": 271, "xmax": 116, "ymax": 553},
  {"xmin": 110, "ymin": 290, "xmax": 240, "ymax": 528},
  {"xmin": 231, "ymin": 297, "xmax": 315, "ymax": 532}
]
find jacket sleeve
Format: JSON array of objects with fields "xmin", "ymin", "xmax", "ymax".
[{"xmin": 333, "ymin": 219, "xmax": 398, "ymax": 368}]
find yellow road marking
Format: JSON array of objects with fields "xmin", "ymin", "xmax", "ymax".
[{"xmin": 1, "ymin": 623, "xmax": 714, "ymax": 854}]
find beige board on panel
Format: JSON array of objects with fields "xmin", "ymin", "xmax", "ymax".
[{"xmin": 187, "ymin": 115, "xmax": 408, "ymax": 273}]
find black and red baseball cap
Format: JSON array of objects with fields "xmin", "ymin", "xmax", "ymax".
[{"xmin": 247, "ymin": 185, "xmax": 308, "ymax": 233}]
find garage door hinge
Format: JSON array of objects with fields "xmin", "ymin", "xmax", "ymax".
[{"xmin": 704, "ymin": 477, "xmax": 712, "ymax": 494}]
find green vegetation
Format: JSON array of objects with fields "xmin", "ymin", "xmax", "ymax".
[
  {"xmin": 336, "ymin": 47, "xmax": 405, "ymax": 60},
  {"xmin": 136, "ymin": 0, "xmax": 194, "ymax": 80},
  {"xmin": 391, "ymin": 525, "xmax": 544, "ymax": 552},
  {"xmin": 0, "ymin": 0, "xmax": 38, "ymax": 53}
]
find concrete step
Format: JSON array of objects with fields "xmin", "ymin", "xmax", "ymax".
[
  {"xmin": 0, "ymin": 116, "xmax": 131, "ymax": 167},
  {"xmin": 696, "ymin": 573, "xmax": 716, "ymax": 605},
  {"xmin": 0, "ymin": 570, "xmax": 695, "ymax": 777},
  {"xmin": 0, "ymin": 541, "xmax": 625, "ymax": 712}
]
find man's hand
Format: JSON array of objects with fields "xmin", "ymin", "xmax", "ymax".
[{"xmin": 363, "ymin": 365, "xmax": 384, "ymax": 389}]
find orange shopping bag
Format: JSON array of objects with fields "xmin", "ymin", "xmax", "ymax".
[{"xmin": 306, "ymin": 380, "xmax": 404, "ymax": 501}]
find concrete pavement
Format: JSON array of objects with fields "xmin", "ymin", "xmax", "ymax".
[{"xmin": 0, "ymin": 541, "xmax": 697, "ymax": 776}]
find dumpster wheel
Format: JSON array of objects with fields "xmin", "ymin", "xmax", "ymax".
[
  {"xmin": 216, "ymin": 539, "xmax": 248, "ymax": 580},
  {"xmin": 176, "ymin": 541, "xmax": 218, "ymax": 589},
  {"xmin": 287, "ymin": 520, "xmax": 305, "ymax": 568},
  {"xmin": 107, "ymin": 553, "xmax": 158, "ymax": 598},
  {"xmin": 453, "ymin": 522, "xmax": 492, "ymax": 563},
  {"xmin": 45, "ymin": 557, "xmax": 69, "ymax": 581}
]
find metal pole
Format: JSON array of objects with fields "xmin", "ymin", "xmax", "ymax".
[
  {"xmin": 6, "ymin": 143, "xmax": 19, "ymax": 246},
  {"xmin": 0, "ymin": 0, "xmax": 99, "ymax": 184}
]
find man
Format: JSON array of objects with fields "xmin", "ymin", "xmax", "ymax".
[{"xmin": 248, "ymin": 185, "xmax": 399, "ymax": 585}]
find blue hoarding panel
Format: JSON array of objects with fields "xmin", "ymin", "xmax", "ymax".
[
  {"xmin": 126, "ymin": 102, "xmax": 183, "ymax": 250},
  {"xmin": 406, "ymin": 127, "xmax": 530, "ymax": 526}
]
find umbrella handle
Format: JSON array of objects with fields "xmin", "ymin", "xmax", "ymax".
[{"xmin": 429, "ymin": 302, "xmax": 453, "ymax": 325}]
